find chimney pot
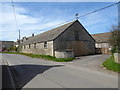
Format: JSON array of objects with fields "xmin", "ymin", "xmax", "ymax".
[{"xmin": 32, "ymin": 34, "xmax": 34, "ymax": 37}]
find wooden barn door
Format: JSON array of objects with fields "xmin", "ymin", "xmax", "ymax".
[
  {"xmin": 79, "ymin": 41, "xmax": 86, "ymax": 55},
  {"xmin": 70, "ymin": 41, "xmax": 86, "ymax": 56}
]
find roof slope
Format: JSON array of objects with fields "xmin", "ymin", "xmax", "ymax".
[
  {"xmin": 91, "ymin": 32, "xmax": 111, "ymax": 43},
  {"xmin": 22, "ymin": 20, "xmax": 77, "ymax": 45}
]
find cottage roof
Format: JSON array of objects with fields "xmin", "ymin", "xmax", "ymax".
[
  {"xmin": 22, "ymin": 20, "xmax": 77, "ymax": 45},
  {"xmin": 91, "ymin": 32, "xmax": 111, "ymax": 43}
]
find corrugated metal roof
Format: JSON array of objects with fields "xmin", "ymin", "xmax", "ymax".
[{"xmin": 22, "ymin": 20, "xmax": 77, "ymax": 45}]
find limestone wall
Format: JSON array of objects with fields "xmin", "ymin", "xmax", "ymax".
[
  {"xmin": 21, "ymin": 41, "xmax": 54, "ymax": 56},
  {"xmin": 114, "ymin": 53, "xmax": 120, "ymax": 64},
  {"xmin": 55, "ymin": 50, "xmax": 74, "ymax": 58},
  {"xmin": 54, "ymin": 21, "xmax": 95, "ymax": 56}
]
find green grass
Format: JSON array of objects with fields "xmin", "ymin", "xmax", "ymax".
[
  {"xmin": 1, "ymin": 52, "xmax": 74, "ymax": 62},
  {"xmin": 102, "ymin": 55, "xmax": 120, "ymax": 72},
  {"xmin": 1, "ymin": 52, "xmax": 20, "ymax": 54}
]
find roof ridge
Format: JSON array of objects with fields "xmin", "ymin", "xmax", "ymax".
[
  {"xmin": 22, "ymin": 20, "xmax": 77, "ymax": 45},
  {"xmin": 34, "ymin": 20, "xmax": 77, "ymax": 37},
  {"xmin": 91, "ymin": 32, "xmax": 111, "ymax": 35},
  {"xmin": 91, "ymin": 32, "xmax": 111, "ymax": 43}
]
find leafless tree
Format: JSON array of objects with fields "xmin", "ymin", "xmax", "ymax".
[{"xmin": 109, "ymin": 25, "xmax": 120, "ymax": 53}]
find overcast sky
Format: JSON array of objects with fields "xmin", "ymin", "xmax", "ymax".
[{"xmin": 1, "ymin": 2, "xmax": 118, "ymax": 41}]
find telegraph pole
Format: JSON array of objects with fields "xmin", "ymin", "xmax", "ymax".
[
  {"xmin": 118, "ymin": 1, "xmax": 120, "ymax": 52},
  {"xmin": 18, "ymin": 29, "xmax": 21, "ymax": 52},
  {"xmin": 18, "ymin": 29, "xmax": 21, "ymax": 46},
  {"xmin": 12, "ymin": 1, "xmax": 21, "ymax": 52},
  {"xmin": 118, "ymin": 1, "xmax": 120, "ymax": 28}
]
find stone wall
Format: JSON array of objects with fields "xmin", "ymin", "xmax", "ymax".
[
  {"xmin": 54, "ymin": 21, "xmax": 95, "ymax": 56},
  {"xmin": 55, "ymin": 50, "xmax": 74, "ymax": 58},
  {"xmin": 95, "ymin": 43, "xmax": 112, "ymax": 54},
  {"xmin": 95, "ymin": 43, "xmax": 111, "ymax": 48},
  {"xmin": 21, "ymin": 41, "xmax": 54, "ymax": 56},
  {"xmin": 114, "ymin": 53, "xmax": 120, "ymax": 64}
]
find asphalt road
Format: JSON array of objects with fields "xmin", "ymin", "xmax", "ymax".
[
  {"xmin": 1, "ymin": 53, "xmax": 118, "ymax": 88},
  {"xmin": 63, "ymin": 54, "xmax": 117, "ymax": 75}
]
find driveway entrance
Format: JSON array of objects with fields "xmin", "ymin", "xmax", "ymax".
[{"xmin": 63, "ymin": 54, "xmax": 117, "ymax": 75}]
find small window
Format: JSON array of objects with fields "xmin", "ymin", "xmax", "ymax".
[
  {"xmin": 34, "ymin": 43, "xmax": 36, "ymax": 49},
  {"xmin": 44, "ymin": 42, "xmax": 47, "ymax": 49},
  {"xmin": 29, "ymin": 44, "xmax": 31, "ymax": 49}
]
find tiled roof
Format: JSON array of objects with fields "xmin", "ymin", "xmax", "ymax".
[
  {"xmin": 91, "ymin": 32, "xmax": 111, "ymax": 43},
  {"xmin": 22, "ymin": 20, "xmax": 77, "ymax": 45}
]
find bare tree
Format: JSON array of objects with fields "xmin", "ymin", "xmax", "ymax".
[{"xmin": 109, "ymin": 25, "xmax": 120, "ymax": 53}]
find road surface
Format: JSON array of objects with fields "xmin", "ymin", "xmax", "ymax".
[
  {"xmin": 64, "ymin": 54, "xmax": 117, "ymax": 75},
  {"xmin": 1, "ymin": 53, "xmax": 118, "ymax": 88}
]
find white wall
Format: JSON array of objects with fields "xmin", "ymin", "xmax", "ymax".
[{"xmin": 95, "ymin": 43, "xmax": 111, "ymax": 48}]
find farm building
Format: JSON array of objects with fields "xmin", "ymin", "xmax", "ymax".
[
  {"xmin": 21, "ymin": 20, "xmax": 95, "ymax": 57},
  {"xmin": 91, "ymin": 32, "xmax": 112, "ymax": 54},
  {"xmin": 15, "ymin": 35, "xmax": 33, "ymax": 47},
  {"xmin": 0, "ymin": 41, "xmax": 14, "ymax": 51}
]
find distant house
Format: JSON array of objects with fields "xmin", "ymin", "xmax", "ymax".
[
  {"xmin": 0, "ymin": 41, "xmax": 14, "ymax": 51},
  {"xmin": 21, "ymin": 20, "xmax": 95, "ymax": 57},
  {"xmin": 15, "ymin": 35, "xmax": 33, "ymax": 47},
  {"xmin": 91, "ymin": 32, "xmax": 112, "ymax": 54}
]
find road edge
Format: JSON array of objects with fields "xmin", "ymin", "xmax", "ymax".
[{"xmin": 2, "ymin": 60, "xmax": 16, "ymax": 89}]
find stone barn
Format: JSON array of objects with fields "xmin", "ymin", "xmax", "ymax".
[
  {"xmin": 91, "ymin": 32, "xmax": 112, "ymax": 54},
  {"xmin": 21, "ymin": 20, "xmax": 95, "ymax": 57}
]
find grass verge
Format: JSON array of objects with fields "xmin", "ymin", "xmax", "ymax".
[
  {"xmin": 102, "ymin": 55, "xmax": 120, "ymax": 72},
  {"xmin": 1, "ymin": 52, "xmax": 74, "ymax": 62}
]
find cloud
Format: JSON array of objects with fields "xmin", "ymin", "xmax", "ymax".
[
  {"xmin": 81, "ymin": 12, "xmax": 104, "ymax": 26},
  {"xmin": 1, "ymin": 2, "xmax": 117, "ymax": 41},
  {"xmin": 1, "ymin": 3, "xmax": 65, "ymax": 41},
  {"xmin": 80, "ymin": 9, "xmax": 117, "ymax": 34}
]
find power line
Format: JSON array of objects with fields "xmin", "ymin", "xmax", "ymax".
[
  {"xmin": 9, "ymin": 1, "xmax": 120, "ymax": 37},
  {"xmin": 79, "ymin": 2, "xmax": 120, "ymax": 18},
  {"xmin": 36, "ymin": 18, "xmax": 75, "ymax": 32},
  {"xmin": 34, "ymin": 2, "xmax": 119, "ymax": 33},
  {"xmin": 11, "ymin": 1, "xmax": 19, "ymax": 31},
  {"xmin": 11, "ymin": 1, "xmax": 21, "ymax": 41}
]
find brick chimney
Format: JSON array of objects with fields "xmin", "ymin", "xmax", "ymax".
[{"xmin": 32, "ymin": 33, "xmax": 34, "ymax": 37}]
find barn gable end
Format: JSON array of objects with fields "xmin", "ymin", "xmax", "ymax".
[{"xmin": 54, "ymin": 20, "xmax": 95, "ymax": 56}]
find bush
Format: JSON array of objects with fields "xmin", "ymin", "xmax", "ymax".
[
  {"xmin": 111, "ymin": 47, "xmax": 120, "ymax": 53},
  {"xmin": 108, "ymin": 25, "xmax": 120, "ymax": 53},
  {"xmin": 8, "ymin": 47, "xmax": 18, "ymax": 52}
]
